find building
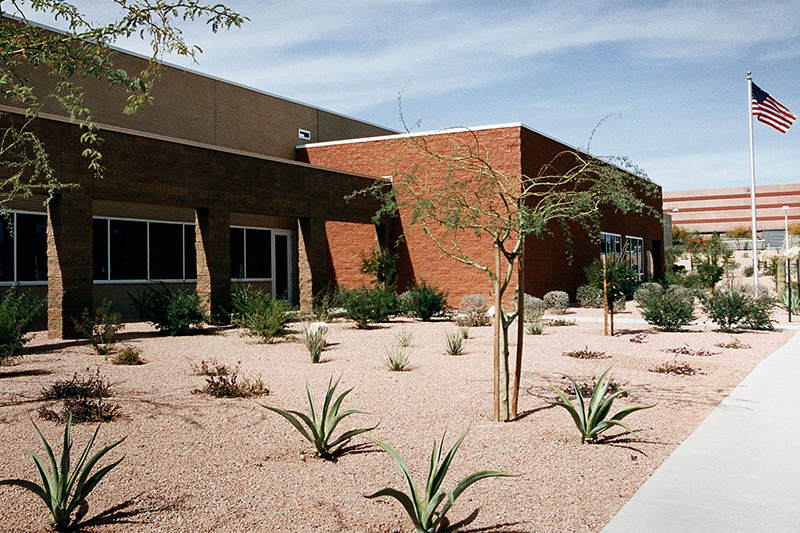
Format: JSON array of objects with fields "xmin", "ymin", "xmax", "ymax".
[
  {"xmin": 663, "ymin": 184, "xmax": 800, "ymax": 248},
  {"xmin": 2, "ymin": 40, "xmax": 663, "ymax": 339}
]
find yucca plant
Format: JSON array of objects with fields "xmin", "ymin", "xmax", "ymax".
[
  {"xmin": 524, "ymin": 319, "xmax": 545, "ymax": 335},
  {"xmin": 264, "ymin": 376, "xmax": 376, "ymax": 459},
  {"xmin": 443, "ymin": 329, "xmax": 465, "ymax": 356},
  {"xmin": 301, "ymin": 321, "xmax": 328, "ymax": 363},
  {"xmin": 384, "ymin": 347, "xmax": 410, "ymax": 371},
  {"xmin": 367, "ymin": 431, "xmax": 515, "ymax": 533},
  {"xmin": 395, "ymin": 329, "xmax": 413, "ymax": 348},
  {"xmin": 549, "ymin": 369, "xmax": 654, "ymax": 443},
  {"xmin": 0, "ymin": 416, "xmax": 125, "ymax": 531}
]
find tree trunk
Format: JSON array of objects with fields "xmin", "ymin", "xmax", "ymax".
[
  {"xmin": 493, "ymin": 244, "xmax": 502, "ymax": 421},
  {"xmin": 511, "ymin": 249, "xmax": 524, "ymax": 419}
]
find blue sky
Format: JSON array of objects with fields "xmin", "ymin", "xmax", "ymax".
[{"xmin": 29, "ymin": 0, "xmax": 800, "ymax": 192}]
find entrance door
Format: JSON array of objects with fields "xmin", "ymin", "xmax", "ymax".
[{"xmin": 273, "ymin": 231, "xmax": 291, "ymax": 304}]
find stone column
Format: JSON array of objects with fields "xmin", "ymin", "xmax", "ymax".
[
  {"xmin": 195, "ymin": 206, "xmax": 231, "ymax": 320},
  {"xmin": 47, "ymin": 192, "xmax": 94, "ymax": 339},
  {"xmin": 297, "ymin": 217, "xmax": 329, "ymax": 313}
]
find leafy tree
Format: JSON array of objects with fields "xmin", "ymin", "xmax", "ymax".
[
  {"xmin": 352, "ymin": 127, "xmax": 659, "ymax": 421},
  {"xmin": 725, "ymin": 226, "xmax": 751, "ymax": 250},
  {"xmin": 672, "ymin": 225, "xmax": 691, "ymax": 245},
  {"xmin": 0, "ymin": 1, "xmax": 246, "ymax": 207}
]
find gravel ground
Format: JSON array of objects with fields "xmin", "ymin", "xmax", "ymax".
[{"xmin": 0, "ymin": 304, "xmax": 796, "ymax": 533}]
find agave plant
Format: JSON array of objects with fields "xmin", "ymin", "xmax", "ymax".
[
  {"xmin": 367, "ymin": 431, "xmax": 515, "ymax": 533},
  {"xmin": 0, "ymin": 416, "xmax": 125, "ymax": 531},
  {"xmin": 264, "ymin": 376, "xmax": 376, "ymax": 459},
  {"xmin": 443, "ymin": 329, "xmax": 465, "ymax": 355},
  {"xmin": 549, "ymin": 369, "xmax": 654, "ymax": 443}
]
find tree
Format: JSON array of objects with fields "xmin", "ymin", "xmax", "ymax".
[
  {"xmin": 354, "ymin": 127, "xmax": 659, "ymax": 422},
  {"xmin": 725, "ymin": 226, "xmax": 751, "ymax": 250},
  {"xmin": 672, "ymin": 225, "xmax": 691, "ymax": 245},
  {"xmin": 0, "ymin": 1, "xmax": 246, "ymax": 208}
]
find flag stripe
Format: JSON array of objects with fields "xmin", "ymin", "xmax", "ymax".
[{"xmin": 751, "ymin": 82, "xmax": 796, "ymax": 134}]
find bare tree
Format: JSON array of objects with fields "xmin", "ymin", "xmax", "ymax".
[{"xmin": 355, "ymin": 127, "xmax": 659, "ymax": 421}]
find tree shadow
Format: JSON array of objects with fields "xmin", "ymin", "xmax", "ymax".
[
  {"xmin": 25, "ymin": 340, "xmax": 86, "ymax": 354},
  {"xmin": 442, "ymin": 508, "xmax": 527, "ymax": 533},
  {"xmin": 513, "ymin": 403, "xmax": 555, "ymax": 421},
  {"xmin": 0, "ymin": 368, "xmax": 52, "ymax": 379}
]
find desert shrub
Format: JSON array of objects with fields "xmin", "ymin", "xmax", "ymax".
[
  {"xmin": 523, "ymin": 294, "xmax": 546, "ymax": 321},
  {"xmin": 73, "ymin": 299, "xmax": 122, "ymax": 355},
  {"xmin": 39, "ymin": 368, "xmax": 120, "ymax": 423},
  {"xmin": 743, "ymin": 265, "xmax": 754, "ymax": 277},
  {"xmin": 264, "ymin": 376, "xmax": 377, "ymax": 459},
  {"xmin": 312, "ymin": 286, "xmax": 338, "ymax": 321},
  {"xmin": 384, "ymin": 347, "xmax": 409, "ymax": 371},
  {"xmin": 545, "ymin": 318, "xmax": 576, "ymax": 327},
  {"xmin": 301, "ymin": 322, "xmax": 328, "ymax": 363},
  {"xmin": 456, "ymin": 294, "xmax": 490, "ymax": 327},
  {"xmin": 649, "ymin": 360, "xmax": 702, "ymax": 376},
  {"xmin": 715, "ymin": 338, "xmax": 751, "ymax": 349},
  {"xmin": 444, "ymin": 329, "xmax": 465, "ymax": 355},
  {"xmin": 633, "ymin": 282, "xmax": 662, "ymax": 306},
  {"xmin": 128, "ymin": 283, "xmax": 207, "ymax": 336},
  {"xmin": 702, "ymin": 284, "xmax": 774, "ymax": 332},
  {"xmin": 562, "ymin": 347, "xmax": 609, "ymax": 359},
  {"xmin": 584, "ymin": 256, "xmax": 639, "ymax": 300},
  {"xmin": 524, "ymin": 320, "xmax": 546, "ymax": 335},
  {"xmin": 576, "ymin": 285, "xmax": 603, "ymax": 308},
  {"xmin": 400, "ymin": 280, "xmax": 448, "ymax": 320},
  {"xmin": 194, "ymin": 362, "xmax": 268, "ymax": 398},
  {"xmin": 112, "ymin": 345, "xmax": 144, "ymax": 365},
  {"xmin": 41, "ymin": 368, "xmax": 112, "ymax": 400},
  {"xmin": 549, "ymin": 369, "xmax": 653, "ymax": 443},
  {"xmin": 543, "ymin": 291, "xmax": 569, "ymax": 314},
  {"xmin": 336, "ymin": 286, "xmax": 398, "ymax": 328},
  {"xmin": 629, "ymin": 332, "xmax": 648, "ymax": 344},
  {"xmin": 0, "ymin": 285, "xmax": 44, "ymax": 361},
  {"xmin": 360, "ymin": 246, "xmax": 398, "ymax": 291},
  {"xmin": 366, "ymin": 431, "xmax": 514, "ymax": 533},
  {"xmin": 662, "ymin": 345, "xmax": 719, "ymax": 357},
  {"xmin": 0, "ymin": 417, "xmax": 125, "ymax": 531},
  {"xmin": 231, "ymin": 285, "xmax": 290, "ymax": 342},
  {"xmin": 637, "ymin": 285, "xmax": 696, "ymax": 332}
]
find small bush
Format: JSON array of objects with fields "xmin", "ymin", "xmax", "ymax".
[
  {"xmin": 38, "ymin": 397, "xmax": 120, "ymax": 424},
  {"xmin": 522, "ymin": 294, "xmax": 546, "ymax": 321},
  {"xmin": 743, "ymin": 265, "xmax": 754, "ymax": 277},
  {"xmin": 456, "ymin": 294, "xmax": 490, "ymax": 327},
  {"xmin": 360, "ymin": 246, "xmax": 398, "ymax": 291},
  {"xmin": 0, "ymin": 285, "xmax": 44, "ymax": 361},
  {"xmin": 73, "ymin": 299, "xmax": 122, "ymax": 355},
  {"xmin": 662, "ymin": 345, "xmax": 719, "ymax": 357},
  {"xmin": 232, "ymin": 285, "xmax": 290, "ymax": 343},
  {"xmin": 649, "ymin": 361, "xmax": 703, "ymax": 376},
  {"xmin": 637, "ymin": 285, "xmax": 696, "ymax": 332},
  {"xmin": 629, "ymin": 332, "xmax": 647, "ymax": 344},
  {"xmin": 112, "ymin": 345, "xmax": 144, "ymax": 365},
  {"xmin": 715, "ymin": 338, "xmax": 751, "ymax": 349},
  {"xmin": 41, "ymin": 368, "xmax": 112, "ymax": 400},
  {"xmin": 336, "ymin": 286, "xmax": 398, "ymax": 328},
  {"xmin": 384, "ymin": 347, "xmax": 410, "ymax": 371},
  {"xmin": 633, "ymin": 282, "xmax": 662, "ymax": 306},
  {"xmin": 301, "ymin": 321, "xmax": 328, "ymax": 363},
  {"xmin": 194, "ymin": 362, "xmax": 268, "ymax": 398},
  {"xmin": 444, "ymin": 329, "xmax": 465, "ymax": 355},
  {"xmin": 524, "ymin": 320, "xmax": 546, "ymax": 335},
  {"xmin": 400, "ymin": 281, "xmax": 448, "ymax": 321},
  {"xmin": 561, "ymin": 347, "xmax": 610, "ymax": 359},
  {"xmin": 545, "ymin": 318, "xmax": 576, "ymax": 327},
  {"xmin": 543, "ymin": 291, "xmax": 569, "ymax": 314},
  {"xmin": 128, "ymin": 283, "xmax": 207, "ymax": 336},
  {"xmin": 576, "ymin": 285, "xmax": 603, "ymax": 308},
  {"xmin": 190, "ymin": 358, "xmax": 228, "ymax": 377},
  {"xmin": 702, "ymin": 284, "xmax": 775, "ymax": 332},
  {"xmin": 584, "ymin": 256, "xmax": 639, "ymax": 300}
]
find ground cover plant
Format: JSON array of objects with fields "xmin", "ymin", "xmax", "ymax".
[
  {"xmin": 231, "ymin": 285, "xmax": 290, "ymax": 343},
  {"xmin": 111, "ymin": 345, "xmax": 145, "ymax": 365},
  {"xmin": 649, "ymin": 361, "xmax": 703, "ymax": 376},
  {"xmin": 562, "ymin": 347, "xmax": 610, "ymax": 359},
  {"xmin": 72, "ymin": 299, "xmax": 122, "ymax": 355},
  {"xmin": 663, "ymin": 345, "xmax": 719, "ymax": 357},
  {"xmin": 0, "ymin": 416, "xmax": 125, "ymax": 531},
  {"xmin": 546, "ymin": 318, "xmax": 577, "ymax": 327},
  {"xmin": 193, "ymin": 361, "xmax": 268, "ymax": 398},
  {"xmin": 366, "ymin": 431, "xmax": 515, "ymax": 533},
  {"xmin": 0, "ymin": 285, "xmax": 44, "ymax": 361},
  {"xmin": 39, "ymin": 368, "xmax": 120, "ymax": 423},
  {"xmin": 715, "ymin": 338, "xmax": 751, "ymax": 349},
  {"xmin": 525, "ymin": 320, "xmax": 546, "ymax": 335},
  {"xmin": 264, "ymin": 376, "xmax": 377, "ymax": 459},
  {"xmin": 549, "ymin": 370, "xmax": 654, "ymax": 443}
]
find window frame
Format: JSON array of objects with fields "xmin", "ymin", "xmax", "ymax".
[
  {"xmin": 231, "ymin": 225, "xmax": 293, "ymax": 303},
  {"xmin": 625, "ymin": 235, "xmax": 645, "ymax": 281},
  {"xmin": 0, "ymin": 210, "xmax": 49, "ymax": 287}
]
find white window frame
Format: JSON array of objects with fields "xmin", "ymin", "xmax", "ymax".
[
  {"xmin": 625, "ymin": 235, "xmax": 645, "ymax": 281},
  {"xmin": 600, "ymin": 232, "xmax": 622, "ymax": 256},
  {"xmin": 231, "ymin": 225, "xmax": 293, "ymax": 304}
]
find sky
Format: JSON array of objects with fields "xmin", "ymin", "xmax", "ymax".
[{"xmin": 25, "ymin": 0, "xmax": 800, "ymax": 192}]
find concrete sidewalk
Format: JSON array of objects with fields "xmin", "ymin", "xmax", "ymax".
[{"xmin": 601, "ymin": 329, "xmax": 800, "ymax": 532}]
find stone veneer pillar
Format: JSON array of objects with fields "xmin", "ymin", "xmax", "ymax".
[
  {"xmin": 297, "ymin": 217, "xmax": 329, "ymax": 313},
  {"xmin": 47, "ymin": 192, "xmax": 94, "ymax": 339},
  {"xmin": 195, "ymin": 206, "xmax": 231, "ymax": 320}
]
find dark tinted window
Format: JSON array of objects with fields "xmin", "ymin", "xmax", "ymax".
[
  {"xmin": 149, "ymin": 222, "xmax": 184, "ymax": 280},
  {"xmin": 110, "ymin": 220, "xmax": 147, "ymax": 280},
  {"xmin": 93, "ymin": 219, "xmax": 108, "ymax": 280},
  {"xmin": 16, "ymin": 214, "xmax": 48, "ymax": 282},
  {"xmin": 246, "ymin": 229, "xmax": 271, "ymax": 279}
]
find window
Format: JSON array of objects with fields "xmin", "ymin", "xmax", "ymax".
[
  {"xmin": 626, "ymin": 236, "xmax": 644, "ymax": 280},
  {"xmin": 600, "ymin": 232, "xmax": 622, "ymax": 256},
  {"xmin": 94, "ymin": 217, "xmax": 196, "ymax": 282},
  {"xmin": 230, "ymin": 227, "xmax": 272, "ymax": 280},
  {"xmin": 0, "ymin": 212, "xmax": 48, "ymax": 285}
]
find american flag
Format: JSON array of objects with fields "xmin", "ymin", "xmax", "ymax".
[{"xmin": 751, "ymin": 82, "xmax": 796, "ymax": 133}]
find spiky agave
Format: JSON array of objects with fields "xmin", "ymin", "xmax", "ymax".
[
  {"xmin": 264, "ymin": 376, "xmax": 376, "ymax": 459},
  {"xmin": 550, "ymin": 368, "xmax": 654, "ymax": 443},
  {"xmin": 0, "ymin": 416, "xmax": 125, "ymax": 531},
  {"xmin": 367, "ymin": 431, "xmax": 515, "ymax": 533}
]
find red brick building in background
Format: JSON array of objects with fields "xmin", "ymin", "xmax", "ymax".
[{"xmin": 300, "ymin": 125, "xmax": 664, "ymax": 305}]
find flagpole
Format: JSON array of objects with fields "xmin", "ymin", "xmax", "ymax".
[{"xmin": 747, "ymin": 72, "xmax": 759, "ymax": 290}]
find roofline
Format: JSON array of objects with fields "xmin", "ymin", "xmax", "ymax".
[
  {"xmin": 298, "ymin": 122, "xmax": 583, "ymax": 153},
  {"xmin": 8, "ymin": 13, "xmax": 396, "ymax": 136}
]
